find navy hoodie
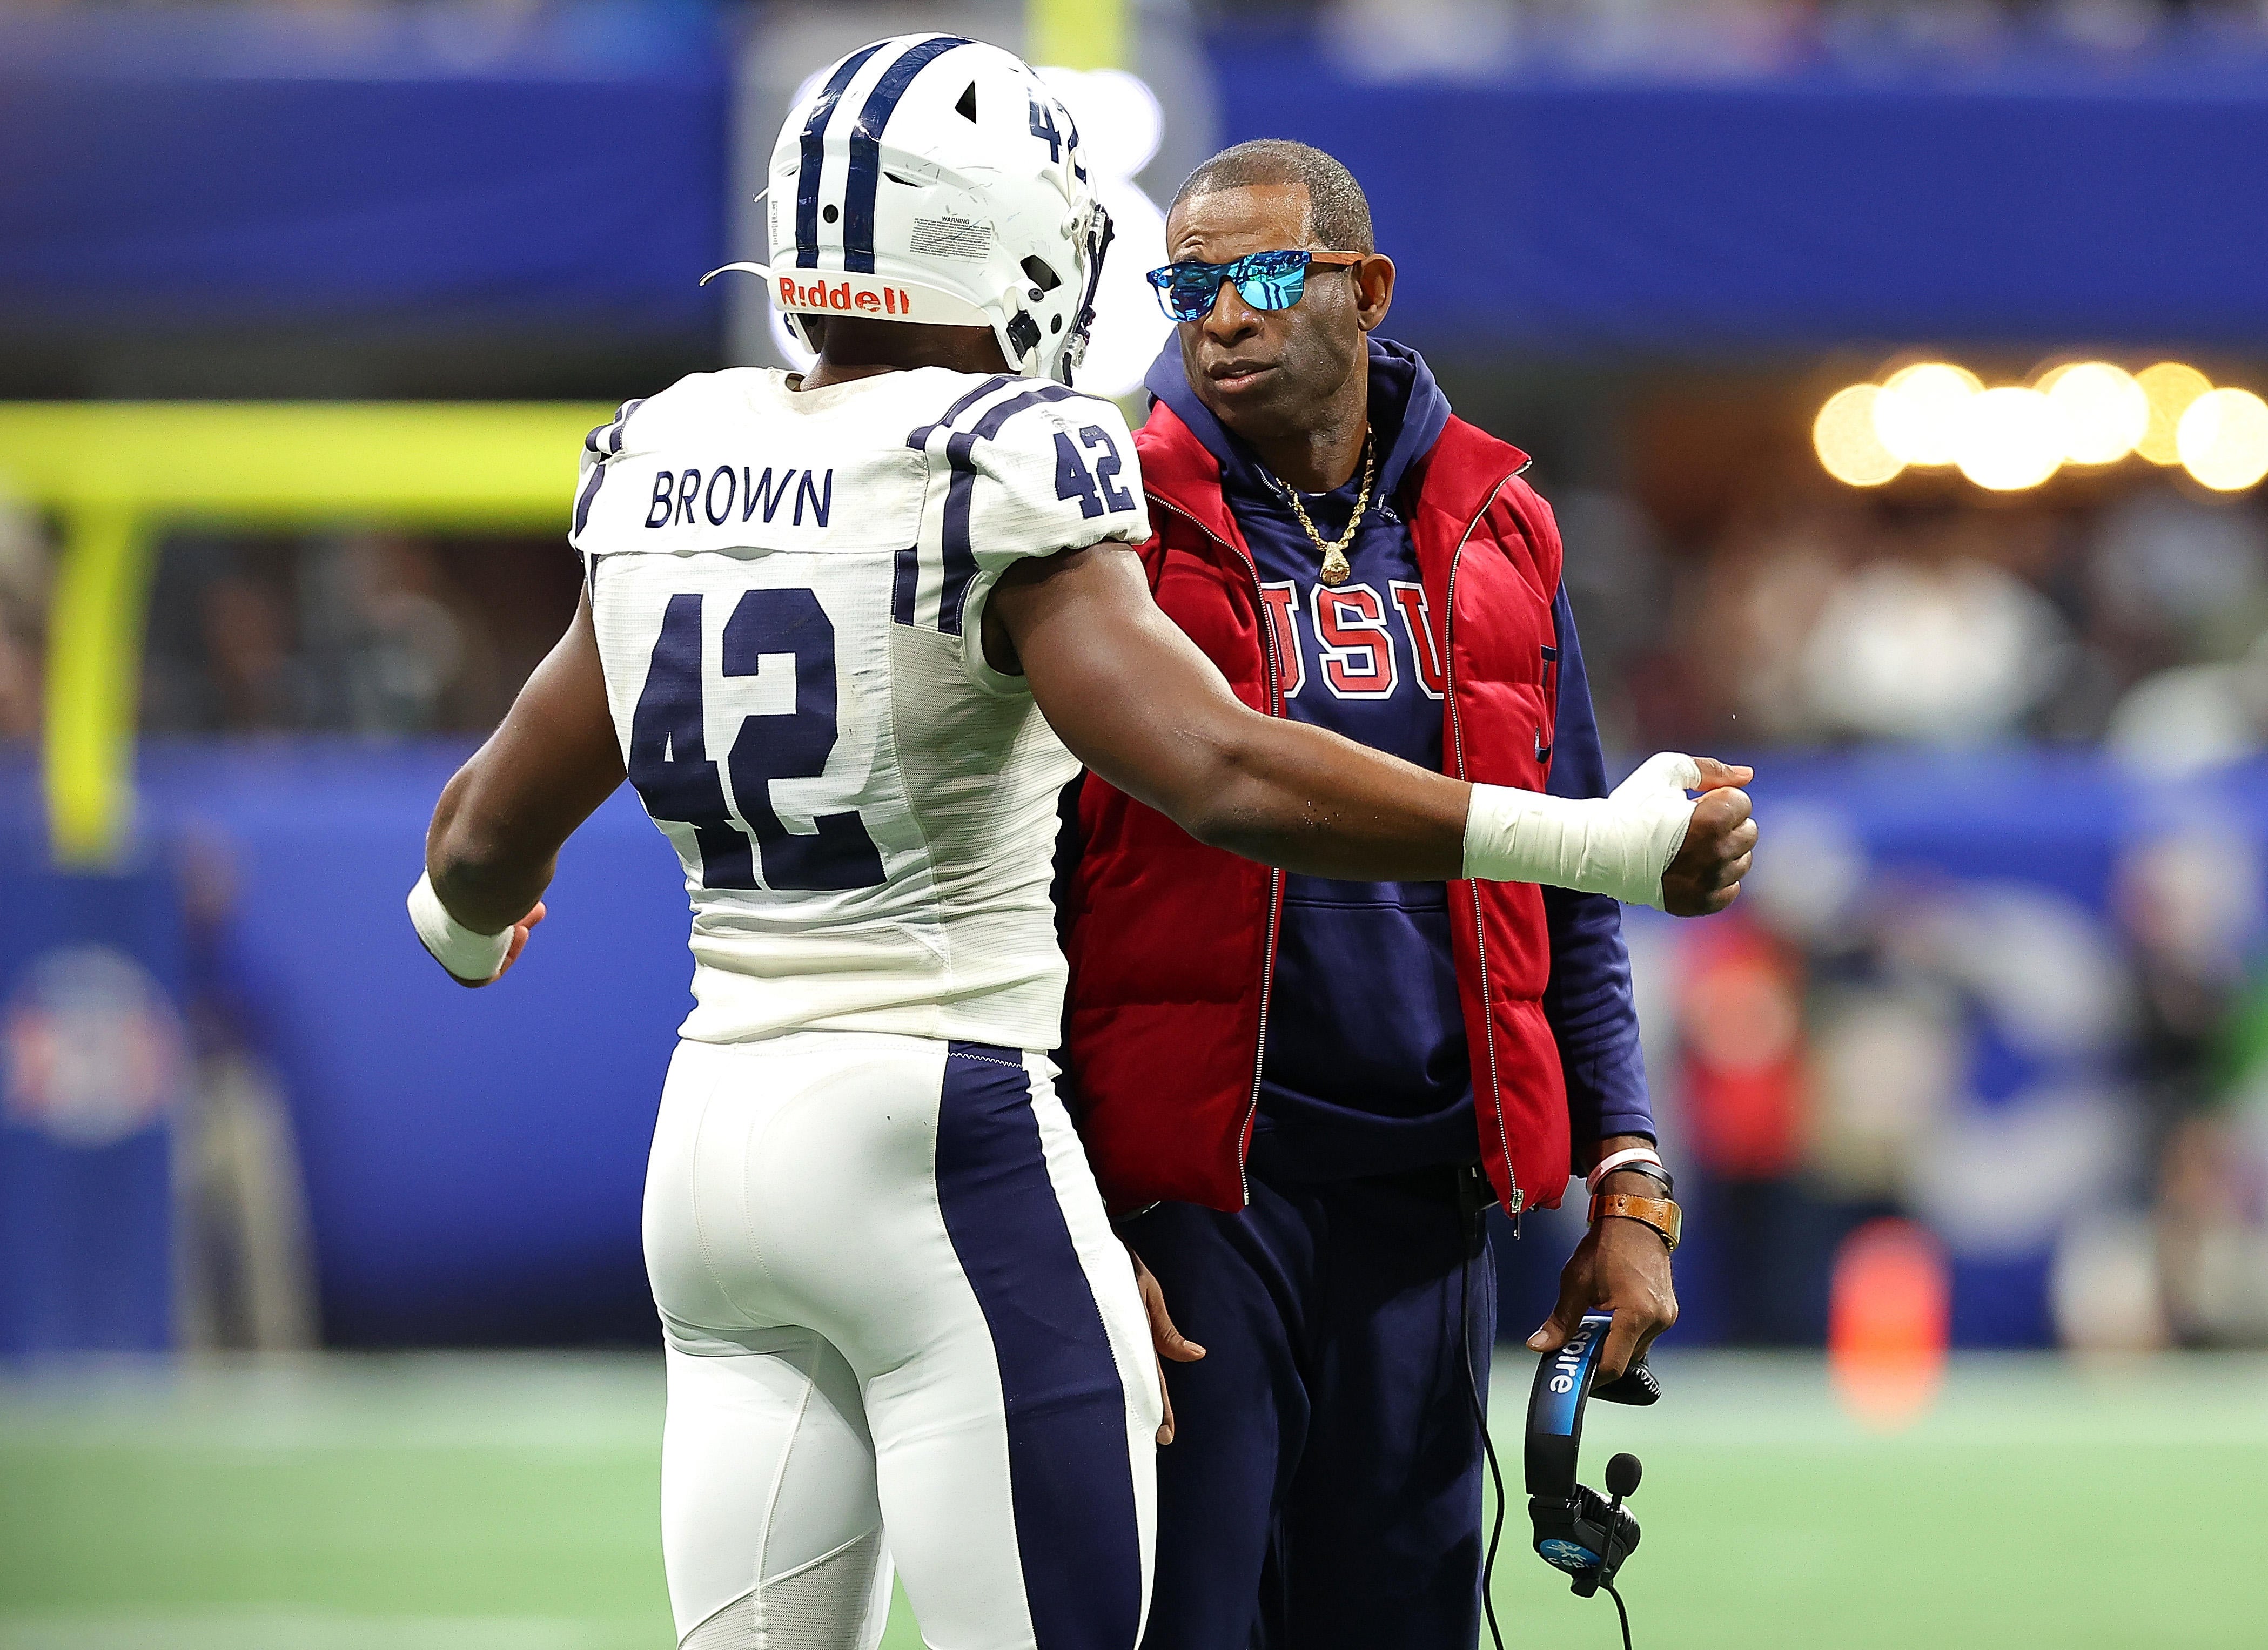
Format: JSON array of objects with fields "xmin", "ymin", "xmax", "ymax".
[{"xmin": 1143, "ymin": 338, "xmax": 1654, "ymax": 1181}]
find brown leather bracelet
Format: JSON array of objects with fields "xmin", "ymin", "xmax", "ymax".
[{"xmin": 1588, "ymin": 1191, "xmax": 1682, "ymax": 1252}]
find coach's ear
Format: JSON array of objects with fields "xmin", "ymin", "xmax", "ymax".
[{"xmin": 1353, "ymin": 254, "xmax": 1394, "ymax": 333}]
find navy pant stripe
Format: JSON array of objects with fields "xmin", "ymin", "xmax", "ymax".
[
  {"xmin": 843, "ymin": 36, "xmax": 971, "ymax": 274},
  {"xmin": 934, "ymin": 1042, "xmax": 1141, "ymax": 1650},
  {"xmin": 938, "ymin": 433, "xmax": 979, "ymax": 636},
  {"xmin": 795, "ymin": 43, "xmax": 884, "ymax": 268}
]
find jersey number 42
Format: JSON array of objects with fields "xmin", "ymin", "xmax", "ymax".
[{"xmin": 628, "ymin": 588, "xmax": 887, "ymax": 892}]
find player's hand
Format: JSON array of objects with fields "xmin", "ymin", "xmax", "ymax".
[
  {"xmin": 456, "ymin": 903, "xmax": 547, "ymax": 988},
  {"xmin": 1526, "ymin": 1193, "xmax": 1677, "ymax": 1384},
  {"xmin": 1661, "ymin": 759, "xmax": 1755, "ymax": 918},
  {"xmin": 1128, "ymin": 1245, "xmax": 1205, "ymax": 1445}
]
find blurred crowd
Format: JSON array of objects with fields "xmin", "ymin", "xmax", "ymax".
[
  {"xmin": 1629, "ymin": 798, "xmax": 2268, "ymax": 1351},
  {"xmin": 0, "ymin": 501, "xmax": 41, "ymax": 744},
  {"xmin": 1278, "ymin": 0, "xmax": 2268, "ymax": 79},
  {"xmin": 0, "ymin": 506, "xmax": 577, "ymax": 743},
  {"xmin": 1562, "ymin": 397, "xmax": 2268, "ymax": 775}
]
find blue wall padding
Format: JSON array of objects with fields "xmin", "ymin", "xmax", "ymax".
[
  {"xmin": 1209, "ymin": 35, "xmax": 2268, "ymax": 351},
  {"xmin": 0, "ymin": 744, "xmax": 693, "ymax": 1347},
  {"xmin": 0, "ymin": 868, "xmax": 184, "ymax": 1355},
  {"xmin": 146, "ymin": 744, "xmax": 690, "ymax": 1345},
  {"xmin": 11, "ymin": 8, "xmax": 2268, "ymax": 349},
  {"xmin": 0, "ymin": 3, "xmax": 728, "ymax": 338},
  {"xmin": 5, "ymin": 742, "xmax": 2256, "ymax": 1349}
]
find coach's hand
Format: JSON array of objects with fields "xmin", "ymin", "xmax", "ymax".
[
  {"xmin": 1661, "ymin": 760, "xmax": 1755, "ymax": 918},
  {"xmin": 1526, "ymin": 1179, "xmax": 1677, "ymax": 1383},
  {"xmin": 1128, "ymin": 1247, "xmax": 1205, "ymax": 1445}
]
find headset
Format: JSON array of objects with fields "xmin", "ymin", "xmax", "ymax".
[
  {"xmin": 1525, "ymin": 1309, "xmax": 1659, "ymax": 1648},
  {"xmin": 1456, "ymin": 1180, "xmax": 1662, "ymax": 1650}
]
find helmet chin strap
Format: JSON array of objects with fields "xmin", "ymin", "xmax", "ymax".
[{"xmin": 1061, "ymin": 203, "xmax": 1116, "ymax": 385}]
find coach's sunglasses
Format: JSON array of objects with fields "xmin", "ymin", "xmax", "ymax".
[{"xmin": 1144, "ymin": 248, "xmax": 1367, "ymax": 323}]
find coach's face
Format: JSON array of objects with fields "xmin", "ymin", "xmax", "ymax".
[{"xmin": 1165, "ymin": 183, "xmax": 1394, "ymax": 446}]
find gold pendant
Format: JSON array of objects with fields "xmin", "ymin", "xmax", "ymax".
[{"xmin": 1320, "ymin": 545, "xmax": 1352, "ymax": 586}]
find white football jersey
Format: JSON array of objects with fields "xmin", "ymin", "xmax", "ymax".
[{"xmin": 569, "ymin": 366, "xmax": 1150, "ymax": 1049}]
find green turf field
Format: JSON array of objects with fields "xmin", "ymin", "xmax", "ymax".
[{"xmin": 1, "ymin": 1351, "xmax": 2260, "ymax": 1649}]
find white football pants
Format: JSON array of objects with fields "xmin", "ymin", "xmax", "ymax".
[{"xmin": 643, "ymin": 1032, "xmax": 1161, "ymax": 1650}]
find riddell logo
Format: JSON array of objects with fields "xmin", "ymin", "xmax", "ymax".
[{"xmin": 775, "ymin": 275, "xmax": 917, "ymax": 316}]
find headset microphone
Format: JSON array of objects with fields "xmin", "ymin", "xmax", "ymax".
[{"xmin": 1525, "ymin": 1311, "xmax": 1658, "ymax": 1647}]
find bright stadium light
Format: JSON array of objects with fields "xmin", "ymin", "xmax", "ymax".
[
  {"xmin": 1954, "ymin": 386, "xmax": 2066, "ymax": 491},
  {"xmin": 1814, "ymin": 384, "xmax": 1905, "ymax": 487},
  {"xmin": 1871, "ymin": 362, "xmax": 1983, "ymax": 467},
  {"xmin": 2041, "ymin": 362, "xmax": 2149, "ymax": 465},
  {"xmin": 2177, "ymin": 388, "xmax": 2268, "ymax": 491},
  {"xmin": 2135, "ymin": 362, "xmax": 2214, "ymax": 466}
]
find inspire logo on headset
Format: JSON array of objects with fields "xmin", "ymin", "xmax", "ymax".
[{"xmin": 1522, "ymin": 1311, "xmax": 1662, "ymax": 1649}]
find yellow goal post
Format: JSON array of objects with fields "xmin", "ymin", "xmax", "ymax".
[{"xmin": 0, "ymin": 402, "xmax": 614, "ymax": 867}]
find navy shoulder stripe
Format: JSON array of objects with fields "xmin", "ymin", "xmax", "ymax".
[
  {"xmin": 968, "ymin": 383, "xmax": 1083, "ymax": 441},
  {"xmin": 573, "ymin": 397, "xmax": 645, "ymax": 536},
  {"xmin": 606, "ymin": 397, "xmax": 647, "ymax": 455},
  {"xmin": 904, "ymin": 374, "xmax": 1014, "ymax": 452}
]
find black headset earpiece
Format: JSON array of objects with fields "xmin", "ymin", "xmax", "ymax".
[{"xmin": 1524, "ymin": 1311, "xmax": 1657, "ymax": 1604}]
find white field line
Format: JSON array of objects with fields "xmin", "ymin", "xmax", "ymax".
[{"xmin": 0, "ymin": 1613, "xmax": 618, "ymax": 1650}]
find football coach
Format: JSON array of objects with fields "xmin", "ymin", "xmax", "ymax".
[{"xmin": 1060, "ymin": 140, "xmax": 1756, "ymax": 1649}]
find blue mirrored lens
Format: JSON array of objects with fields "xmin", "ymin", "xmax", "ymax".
[
  {"xmin": 1235, "ymin": 251, "xmax": 1312, "ymax": 313},
  {"xmin": 1168, "ymin": 267, "xmax": 1225, "ymax": 319},
  {"xmin": 1146, "ymin": 251, "xmax": 1317, "ymax": 321}
]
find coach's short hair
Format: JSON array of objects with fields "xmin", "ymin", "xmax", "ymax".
[{"xmin": 1170, "ymin": 139, "xmax": 1375, "ymax": 254}]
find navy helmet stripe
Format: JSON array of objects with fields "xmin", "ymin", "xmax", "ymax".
[
  {"xmin": 795, "ymin": 42, "xmax": 886, "ymax": 270},
  {"xmin": 843, "ymin": 35, "xmax": 972, "ymax": 274}
]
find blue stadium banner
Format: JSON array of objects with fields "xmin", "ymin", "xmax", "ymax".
[{"xmin": 0, "ymin": 870, "xmax": 187, "ymax": 1356}]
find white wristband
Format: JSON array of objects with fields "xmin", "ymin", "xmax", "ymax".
[
  {"xmin": 1587, "ymin": 1146, "xmax": 1667, "ymax": 1195},
  {"xmin": 1460, "ymin": 752, "xmax": 1702, "ymax": 910},
  {"xmin": 407, "ymin": 871, "xmax": 512, "ymax": 983}
]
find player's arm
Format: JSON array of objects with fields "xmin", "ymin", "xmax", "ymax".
[
  {"xmin": 412, "ymin": 589, "xmax": 626, "ymax": 986},
  {"xmin": 989, "ymin": 544, "xmax": 1754, "ymax": 910}
]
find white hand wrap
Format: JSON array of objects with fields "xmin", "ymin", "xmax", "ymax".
[
  {"xmin": 406, "ymin": 871, "xmax": 512, "ymax": 983},
  {"xmin": 1460, "ymin": 752, "xmax": 1703, "ymax": 910}
]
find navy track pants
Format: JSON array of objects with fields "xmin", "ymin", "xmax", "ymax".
[{"xmin": 1124, "ymin": 1163, "xmax": 1495, "ymax": 1650}]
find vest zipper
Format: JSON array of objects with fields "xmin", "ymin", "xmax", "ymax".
[
  {"xmin": 1153, "ymin": 500, "xmax": 1283, "ymax": 1210},
  {"xmin": 1443, "ymin": 476, "xmax": 1528, "ymax": 1218}
]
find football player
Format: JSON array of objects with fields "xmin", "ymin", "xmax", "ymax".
[{"xmin": 406, "ymin": 35, "xmax": 1753, "ymax": 1650}]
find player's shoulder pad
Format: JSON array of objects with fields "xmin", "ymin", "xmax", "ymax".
[
  {"xmin": 903, "ymin": 374, "xmax": 1151, "ymax": 571},
  {"xmin": 571, "ymin": 372, "xmax": 777, "ymax": 550},
  {"xmin": 582, "ymin": 369, "xmax": 767, "ymax": 469}
]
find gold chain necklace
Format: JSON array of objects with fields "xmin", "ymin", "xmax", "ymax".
[{"xmin": 1277, "ymin": 430, "xmax": 1374, "ymax": 588}]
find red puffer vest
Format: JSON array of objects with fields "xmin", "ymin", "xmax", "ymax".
[{"xmin": 1064, "ymin": 395, "xmax": 1572, "ymax": 1218}]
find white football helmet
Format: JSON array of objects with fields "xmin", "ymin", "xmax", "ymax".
[{"xmin": 706, "ymin": 33, "xmax": 1114, "ymax": 386}]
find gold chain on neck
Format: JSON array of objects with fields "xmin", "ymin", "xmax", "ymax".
[{"xmin": 1279, "ymin": 430, "xmax": 1374, "ymax": 588}]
